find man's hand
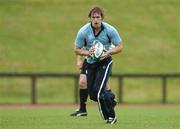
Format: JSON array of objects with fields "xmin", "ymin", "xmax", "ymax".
[
  {"xmin": 88, "ymin": 46, "xmax": 95, "ymax": 57},
  {"xmin": 99, "ymin": 51, "xmax": 110, "ymax": 61},
  {"xmin": 99, "ymin": 43, "xmax": 123, "ymax": 60},
  {"xmin": 74, "ymin": 47, "xmax": 95, "ymax": 57}
]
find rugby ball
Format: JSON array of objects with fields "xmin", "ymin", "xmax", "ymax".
[{"xmin": 93, "ymin": 41, "xmax": 104, "ymax": 59}]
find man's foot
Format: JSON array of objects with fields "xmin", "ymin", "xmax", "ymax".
[
  {"xmin": 70, "ymin": 109, "xmax": 87, "ymax": 116},
  {"xmin": 106, "ymin": 117, "xmax": 117, "ymax": 124}
]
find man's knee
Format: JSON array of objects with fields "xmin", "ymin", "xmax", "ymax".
[
  {"xmin": 79, "ymin": 80, "xmax": 87, "ymax": 89},
  {"xmin": 79, "ymin": 74, "xmax": 87, "ymax": 89}
]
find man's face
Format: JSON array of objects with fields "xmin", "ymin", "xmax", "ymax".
[{"xmin": 90, "ymin": 13, "xmax": 102, "ymax": 29}]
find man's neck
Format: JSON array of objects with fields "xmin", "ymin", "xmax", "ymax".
[
  {"xmin": 94, "ymin": 27, "xmax": 101, "ymax": 34},
  {"xmin": 91, "ymin": 22, "xmax": 104, "ymax": 37}
]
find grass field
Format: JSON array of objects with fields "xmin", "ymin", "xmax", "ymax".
[
  {"xmin": 0, "ymin": 0, "xmax": 180, "ymax": 104},
  {"xmin": 0, "ymin": 105, "xmax": 180, "ymax": 129},
  {"xmin": 0, "ymin": 0, "xmax": 180, "ymax": 73}
]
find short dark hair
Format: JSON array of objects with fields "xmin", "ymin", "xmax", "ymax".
[{"xmin": 88, "ymin": 6, "xmax": 104, "ymax": 19}]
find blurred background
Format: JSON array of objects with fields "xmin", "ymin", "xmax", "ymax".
[{"xmin": 0, "ymin": 0, "xmax": 180, "ymax": 104}]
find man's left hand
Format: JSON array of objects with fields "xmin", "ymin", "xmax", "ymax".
[{"xmin": 99, "ymin": 51, "xmax": 110, "ymax": 61}]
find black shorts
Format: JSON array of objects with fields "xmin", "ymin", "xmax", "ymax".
[{"xmin": 80, "ymin": 59, "xmax": 88, "ymax": 75}]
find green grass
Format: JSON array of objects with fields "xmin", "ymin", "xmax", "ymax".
[
  {"xmin": 0, "ymin": 0, "xmax": 180, "ymax": 73},
  {"xmin": 0, "ymin": 106, "xmax": 180, "ymax": 129},
  {"xmin": 0, "ymin": 0, "xmax": 180, "ymax": 104}
]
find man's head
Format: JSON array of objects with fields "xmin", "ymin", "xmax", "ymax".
[{"xmin": 88, "ymin": 6, "xmax": 104, "ymax": 29}]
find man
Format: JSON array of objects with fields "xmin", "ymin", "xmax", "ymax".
[
  {"xmin": 70, "ymin": 55, "xmax": 113, "ymax": 117},
  {"xmin": 74, "ymin": 6, "xmax": 123, "ymax": 124}
]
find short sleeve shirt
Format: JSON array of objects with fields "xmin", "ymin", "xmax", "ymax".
[{"xmin": 75, "ymin": 22, "xmax": 122, "ymax": 64}]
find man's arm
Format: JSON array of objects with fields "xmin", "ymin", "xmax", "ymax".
[
  {"xmin": 100, "ymin": 43, "xmax": 123, "ymax": 60},
  {"xmin": 74, "ymin": 47, "xmax": 95, "ymax": 56},
  {"xmin": 108, "ymin": 43, "xmax": 123, "ymax": 55}
]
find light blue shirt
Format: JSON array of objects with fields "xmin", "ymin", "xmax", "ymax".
[{"xmin": 75, "ymin": 22, "xmax": 122, "ymax": 64}]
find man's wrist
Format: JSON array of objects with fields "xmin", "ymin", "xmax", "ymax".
[
  {"xmin": 85, "ymin": 51, "xmax": 91, "ymax": 56},
  {"xmin": 106, "ymin": 50, "xmax": 111, "ymax": 56}
]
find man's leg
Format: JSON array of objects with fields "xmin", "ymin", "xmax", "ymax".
[
  {"xmin": 79, "ymin": 74, "xmax": 88, "ymax": 112},
  {"xmin": 106, "ymin": 83, "xmax": 117, "ymax": 108},
  {"xmin": 94, "ymin": 59, "xmax": 117, "ymax": 124},
  {"xmin": 70, "ymin": 74, "xmax": 88, "ymax": 116}
]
